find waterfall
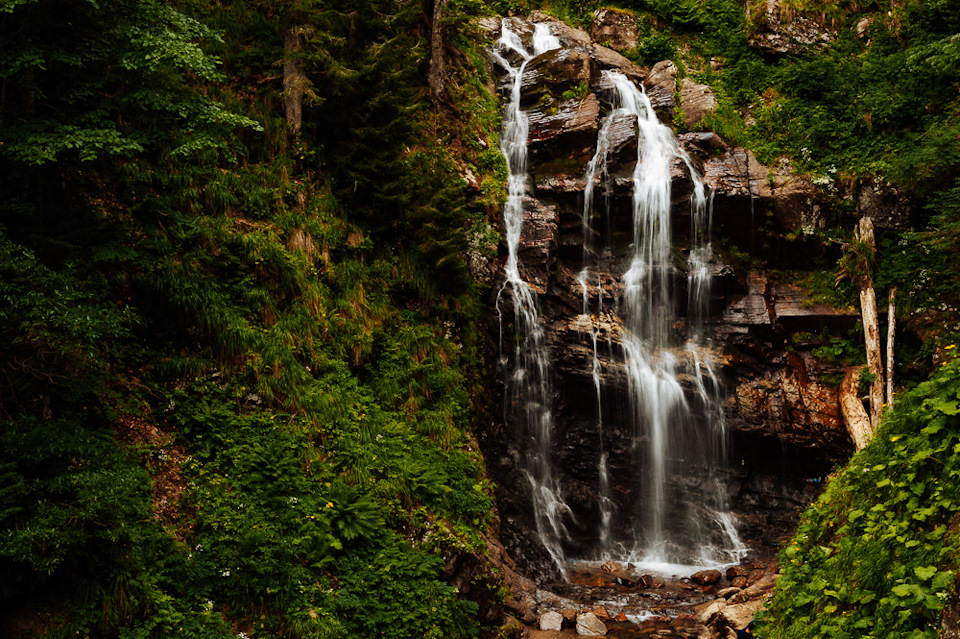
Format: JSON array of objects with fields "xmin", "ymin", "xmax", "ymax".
[
  {"xmin": 492, "ymin": 21, "xmax": 744, "ymax": 579},
  {"xmin": 494, "ymin": 19, "xmax": 570, "ymax": 575},
  {"xmin": 600, "ymin": 70, "xmax": 743, "ymax": 569}
]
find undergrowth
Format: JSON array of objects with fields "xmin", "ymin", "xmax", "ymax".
[{"xmin": 758, "ymin": 356, "xmax": 960, "ymax": 638}]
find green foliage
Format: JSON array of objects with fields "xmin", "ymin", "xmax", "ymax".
[
  {"xmin": 757, "ymin": 358, "xmax": 960, "ymax": 638},
  {"xmin": 561, "ymin": 81, "xmax": 590, "ymax": 101},
  {"xmin": 0, "ymin": 0, "xmax": 261, "ymax": 166},
  {"xmin": 0, "ymin": 0, "xmax": 501, "ymax": 635}
]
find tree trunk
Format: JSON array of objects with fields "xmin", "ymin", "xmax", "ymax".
[
  {"xmin": 283, "ymin": 14, "xmax": 306, "ymax": 135},
  {"xmin": 856, "ymin": 217, "xmax": 884, "ymax": 428},
  {"xmin": 427, "ymin": 0, "xmax": 447, "ymax": 102},
  {"xmin": 887, "ymin": 286, "xmax": 896, "ymax": 408},
  {"xmin": 840, "ymin": 366, "xmax": 873, "ymax": 450}
]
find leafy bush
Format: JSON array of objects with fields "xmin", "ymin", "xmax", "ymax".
[{"xmin": 758, "ymin": 357, "xmax": 960, "ymax": 639}]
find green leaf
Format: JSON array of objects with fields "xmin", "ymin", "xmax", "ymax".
[{"xmin": 915, "ymin": 566, "xmax": 938, "ymax": 581}]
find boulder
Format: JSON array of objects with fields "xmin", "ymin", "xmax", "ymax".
[
  {"xmin": 698, "ymin": 598, "xmax": 727, "ymax": 623},
  {"xmin": 857, "ymin": 178, "xmax": 911, "ymax": 230},
  {"xmin": 587, "ymin": 44, "xmax": 648, "ymax": 84},
  {"xmin": 539, "ymin": 611, "xmax": 564, "ymax": 631},
  {"xmin": 747, "ymin": 0, "xmax": 836, "ymax": 55},
  {"xmin": 691, "ymin": 569, "xmax": 723, "ymax": 586},
  {"xmin": 527, "ymin": 94, "xmax": 601, "ymax": 172},
  {"xmin": 643, "ymin": 60, "xmax": 677, "ymax": 120},
  {"xmin": 680, "ymin": 77, "xmax": 717, "ymax": 128},
  {"xmin": 576, "ymin": 611, "xmax": 608, "ymax": 635},
  {"xmin": 519, "ymin": 46, "xmax": 593, "ymax": 107},
  {"xmin": 590, "ymin": 8, "xmax": 638, "ymax": 51}
]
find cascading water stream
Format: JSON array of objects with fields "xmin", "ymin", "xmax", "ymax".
[
  {"xmin": 590, "ymin": 70, "xmax": 744, "ymax": 570},
  {"xmin": 493, "ymin": 20, "xmax": 571, "ymax": 575}
]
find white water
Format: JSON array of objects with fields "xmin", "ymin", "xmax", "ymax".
[
  {"xmin": 494, "ymin": 20, "xmax": 571, "ymax": 575},
  {"xmin": 590, "ymin": 71, "xmax": 744, "ymax": 571}
]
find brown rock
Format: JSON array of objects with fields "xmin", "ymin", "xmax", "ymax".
[
  {"xmin": 639, "ymin": 574, "xmax": 664, "ymax": 589},
  {"xmin": 643, "ymin": 60, "xmax": 677, "ymax": 120},
  {"xmin": 747, "ymin": 568, "xmax": 766, "ymax": 585},
  {"xmin": 731, "ymin": 576, "xmax": 749, "ymax": 588},
  {"xmin": 576, "ymin": 611, "xmax": 608, "ymax": 635},
  {"xmin": 519, "ymin": 46, "xmax": 593, "ymax": 107},
  {"xmin": 718, "ymin": 598, "xmax": 766, "ymax": 631},
  {"xmin": 698, "ymin": 599, "xmax": 727, "ymax": 624},
  {"xmin": 614, "ymin": 612, "xmax": 628, "ymax": 622},
  {"xmin": 593, "ymin": 605, "xmax": 611, "ymax": 619},
  {"xmin": 529, "ymin": 11, "xmax": 593, "ymax": 48},
  {"xmin": 691, "ymin": 569, "xmax": 722, "ymax": 586},
  {"xmin": 527, "ymin": 93, "xmax": 600, "ymax": 171},
  {"xmin": 680, "ymin": 77, "xmax": 717, "ymax": 128},
  {"xmin": 539, "ymin": 611, "xmax": 564, "ymax": 631},
  {"xmin": 716, "ymin": 587, "xmax": 741, "ymax": 599},
  {"xmin": 588, "ymin": 44, "xmax": 647, "ymax": 83},
  {"xmin": 591, "ymin": 8, "xmax": 638, "ymax": 51},
  {"xmin": 560, "ymin": 608, "xmax": 578, "ymax": 622}
]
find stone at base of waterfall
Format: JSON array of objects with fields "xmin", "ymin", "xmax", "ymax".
[
  {"xmin": 691, "ymin": 569, "xmax": 722, "ymax": 586},
  {"xmin": 539, "ymin": 611, "xmax": 564, "ymax": 632},
  {"xmin": 716, "ymin": 586, "xmax": 742, "ymax": 599},
  {"xmin": 600, "ymin": 559, "xmax": 624, "ymax": 574},
  {"xmin": 576, "ymin": 611, "xmax": 607, "ymax": 635},
  {"xmin": 698, "ymin": 599, "xmax": 727, "ymax": 624}
]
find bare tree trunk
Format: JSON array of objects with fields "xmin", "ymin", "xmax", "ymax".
[
  {"xmin": 856, "ymin": 217, "xmax": 884, "ymax": 429},
  {"xmin": 887, "ymin": 287, "xmax": 897, "ymax": 408},
  {"xmin": 428, "ymin": 0, "xmax": 447, "ymax": 102},
  {"xmin": 840, "ymin": 366, "xmax": 873, "ymax": 450},
  {"xmin": 283, "ymin": 14, "xmax": 306, "ymax": 135}
]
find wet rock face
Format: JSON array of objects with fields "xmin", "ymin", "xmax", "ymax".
[{"xmin": 482, "ymin": 13, "xmax": 851, "ymax": 582}]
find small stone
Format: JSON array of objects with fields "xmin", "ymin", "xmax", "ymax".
[
  {"xmin": 639, "ymin": 574, "xmax": 664, "ymax": 589},
  {"xmin": 593, "ymin": 605, "xmax": 610, "ymax": 619},
  {"xmin": 716, "ymin": 587, "xmax": 741, "ymax": 599},
  {"xmin": 600, "ymin": 559, "xmax": 625, "ymax": 574},
  {"xmin": 614, "ymin": 612, "xmax": 628, "ymax": 622},
  {"xmin": 576, "ymin": 611, "xmax": 608, "ymax": 636},
  {"xmin": 539, "ymin": 611, "xmax": 564, "ymax": 632},
  {"xmin": 561, "ymin": 608, "xmax": 578, "ymax": 621},
  {"xmin": 691, "ymin": 569, "xmax": 722, "ymax": 586},
  {"xmin": 590, "ymin": 576, "xmax": 607, "ymax": 587},
  {"xmin": 731, "ymin": 576, "xmax": 749, "ymax": 588},
  {"xmin": 726, "ymin": 565, "xmax": 750, "ymax": 579},
  {"xmin": 747, "ymin": 568, "xmax": 765, "ymax": 585}
]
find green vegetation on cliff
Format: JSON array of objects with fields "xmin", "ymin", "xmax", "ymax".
[
  {"xmin": 0, "ymin": 0, "xmax": 504, "ymax": 637},
  {"xmin": 757, "ymin": 356, "xmax": 960, "ymax": 638}
]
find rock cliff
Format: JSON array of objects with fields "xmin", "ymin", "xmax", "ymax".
[{"xmin": 480, "ymin": 13, "xmax": 854, "ymax": 581}]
